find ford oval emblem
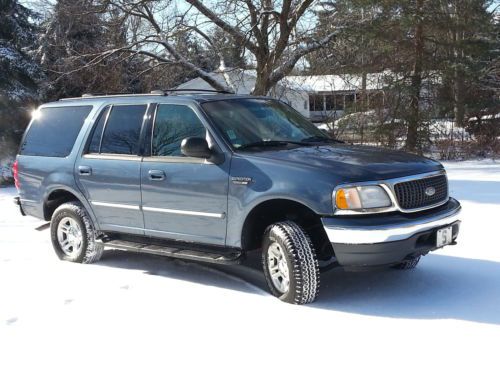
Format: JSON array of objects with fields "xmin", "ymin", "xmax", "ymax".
[{"xmin": 425, "ymin": 186, "xmax": 436, "ymax": 197}]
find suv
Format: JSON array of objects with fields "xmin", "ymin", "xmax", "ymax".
[{"xmin": 13, "ymin": 91, "xmax": 461, "ymax": 304}]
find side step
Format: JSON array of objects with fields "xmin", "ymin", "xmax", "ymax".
[{"xmin": 99, "ymin": 239, "xmax": 243, "ymax": 265}]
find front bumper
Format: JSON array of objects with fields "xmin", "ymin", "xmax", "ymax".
[{"xmin": 322, "ymin": 198, "xmax": 461, "ymax": 268}]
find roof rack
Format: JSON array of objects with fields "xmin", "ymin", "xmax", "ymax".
[
  {"xmin": 59, "ymin": 88, "xmax": 235, "ymax": 101},
  {"xmin": 152, "ymin": 88, "xmax": 235, "ymax": 95},
  {"xmin": 59, "ymin": 92, "xmax": 163, "ymax": 101}
]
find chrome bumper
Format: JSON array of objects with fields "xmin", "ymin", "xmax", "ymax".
[{"xmin": 323, "ymin": 202, "xmax": 461, "ymax": 245}]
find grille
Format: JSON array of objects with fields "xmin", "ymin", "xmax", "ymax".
[{"xmin": 393, "ymin": 174, "xmax": 448, "ymax": 210}]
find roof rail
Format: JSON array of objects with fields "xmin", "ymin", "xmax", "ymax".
[
  {"xmin": 82, "ymin": 91, "xmax": 148, "ymax": 97},
  {"xmin": 58, "ymin": 88, "xmax": 235, "ymax": 101},
  {"xmin": 59, "ymin": 92, "xmax": 165, "ymax": 101},
  {"xmin": 155, "ymin": 88, "xmax": 235, "ymax": 95}
]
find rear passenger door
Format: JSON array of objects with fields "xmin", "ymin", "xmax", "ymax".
[
  {"xmin": 140, "ymin": 103, "xmax": 230, "ymax": 245},
  {"xmin": 75, "ymin": 104, "xmax": 149, "ymax": 235}
]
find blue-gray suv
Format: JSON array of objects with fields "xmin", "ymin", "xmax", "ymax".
[{"xmin": 13, "ymin": 91, "xmax": 461, "ymax": 304}]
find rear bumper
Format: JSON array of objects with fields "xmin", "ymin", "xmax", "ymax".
[{"xmin": 322, "ymin": 198, "xmax": 461, "ymax": 268}]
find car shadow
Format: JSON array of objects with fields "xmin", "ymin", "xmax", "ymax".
[
  {"xmin": 97, "ymin": 250, "xmax": 500, "ymax": 326},
  {"xmin": 314, "ymin": 254, "xmax": 500, "ymax": 325},
  {"xmin": 97, "ymin": 250, "xmax": 268, "ymax": 296}
]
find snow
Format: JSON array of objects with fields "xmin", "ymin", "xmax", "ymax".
[{"xmin": 1, "ymin": 160, "xmax": 500, "ymax": 374}]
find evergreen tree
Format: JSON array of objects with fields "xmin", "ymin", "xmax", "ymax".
[
  {"xmin": 0, "ymin": 0, "xmax": 42, "ymax": 161},
  {"xmin": 309, "ymin": 0, "xmax": 499, "ymax": 154},
  {"xmin": 37, "ymin": 0, "xmax": 142, "ymax": 99}
]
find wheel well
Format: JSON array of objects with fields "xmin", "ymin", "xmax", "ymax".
[
  {"xmin": 241, "ymin": 199, "xmax": 334, "ymax": 259},
  {"xmin": 43, "ymin": 190, "xmax": 81, "ymax": 221}
]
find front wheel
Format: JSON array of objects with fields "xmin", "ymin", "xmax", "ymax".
[{"xmin": 262, "ymin": 221, "xmax": 320, "ymax": 304}]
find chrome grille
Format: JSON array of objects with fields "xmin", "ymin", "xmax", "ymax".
[{"xmin": 393, "ymin": 174, "xmax": 448, "ymax": 210}]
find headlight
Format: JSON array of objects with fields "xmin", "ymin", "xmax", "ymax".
[{"xmin": 335, "ymin": 185, "xmax": 392, "ymax": 211}]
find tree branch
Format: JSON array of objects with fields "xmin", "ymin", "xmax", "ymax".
[
  {"xmin": 184, "ymin": 0, "xmax": 258, "ymax": 53},
  {"xmin": 269, "ymin": 32, "xmax": 337, "ymax": 86}
]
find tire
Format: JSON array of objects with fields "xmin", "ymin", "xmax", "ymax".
[
  {"xmin": 392, "ymin": 256, "xmax": 421, "ymax": 270},
  {"xmin": 262, "ymin": 221, "xmax": 320, "ymax": 304},
  {"xmin": 50, "ymin": 201, "xmax": 104, "ymax": 264}
]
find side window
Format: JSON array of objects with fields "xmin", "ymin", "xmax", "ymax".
[
  {"xmin": 100, "ymin": 105, "xmax": 147, "ymax": 155},
  {"xmin": 20, "ymin": 106, "xmax": 92, "ymax": 157},
  {"xmin": 87, "ymin": 106, "xmax": 110, "ymax": 154},
  {"xmin": 152, "ymin": 104, "xmax": 206, "ymax": 157}
]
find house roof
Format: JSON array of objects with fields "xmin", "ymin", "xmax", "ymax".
[{"xmin": 176, "ymin": 69, "xmax": 257, "ymax": 94}]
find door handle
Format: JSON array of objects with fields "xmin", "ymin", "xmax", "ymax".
[
  {"xmin": 148, "ymin": 170, "xmax": 166, "ymax": 181},
  {"xmin": 78, "ymin": 166, "xmax": 92, "ymax": 176}
]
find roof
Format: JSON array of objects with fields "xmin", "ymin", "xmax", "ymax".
[
  {"xmin": 41, "ymin": 93, "xmax": 268, "ymax": 107},
  {"xmin": 176, "ymin": 70, "xmax": 257, "ymax": 94},
  {"xmin": 284, "ymin": 73, "xmax": 386, "ymax": 92}
]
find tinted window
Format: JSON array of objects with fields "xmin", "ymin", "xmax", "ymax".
[
  {"xmin": 20, "ymin": 106, "xmax": 92, "ymax": 157},
  {"xmin": 87, "ymin": 106, "xmax": 110, "ymax": 153},
  {"xmin": 152, "ymin": 105, "xmax": 206, "ymax": 157},
  {"xmin": 100, "ymin": 105, "xmax": 146, "ymax": 155}
]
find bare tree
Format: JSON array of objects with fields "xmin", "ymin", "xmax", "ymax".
[{"xmin": 92, "ymin": 0, "xmax": 336, "ymax": 95}]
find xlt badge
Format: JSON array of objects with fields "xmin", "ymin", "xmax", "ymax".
[{"xmin": 231, "ymin": 177, "xmax": 253, "ymax": 185}]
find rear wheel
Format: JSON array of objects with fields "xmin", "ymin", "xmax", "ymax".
[
  {"xmin": 50, "ymin": 201, "xmax": 103, "ymax": 264},
  {"xmin": 262, "ymin": 221, "xmax": 320, "ymax": 304},
  {"xmin": 392, "ymin": 256, "xmax": 421, "ymax": 270}
]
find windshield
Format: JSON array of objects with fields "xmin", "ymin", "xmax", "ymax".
[{"xmin": 201, "ymin": 98, "xmax": 332, "ymax": 150}]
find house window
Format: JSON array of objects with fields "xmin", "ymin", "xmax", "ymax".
[
  {"xmin": 334, "ymin": 95, "xmax": 345, "ymax": 110},
  {"xmin": 344, "ymin": 94, "xmax": 355, "ymax": 108},
  {"xmin": 309, "ymin": 94, "xmax": 324, "ymax": 112},
  {"xmin": 325, "ymin": 95, "xmax": 335, "ymax": 111}
]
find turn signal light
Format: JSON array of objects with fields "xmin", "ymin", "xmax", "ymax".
[{"xmin": 336, "ymin": 189, "xmax": 348, "ymax": 209}]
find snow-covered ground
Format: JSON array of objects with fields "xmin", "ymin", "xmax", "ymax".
[{"xmin": 1, "ymin": 160, "xmax": 500, "ymax": 375}]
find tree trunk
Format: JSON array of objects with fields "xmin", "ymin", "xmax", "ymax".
[
  {"xmin": 406, "ymin": 0, "xmax": 424, "ymax": 153},
  {"xmin": 253, "ymin": 74, "xmax": 270, "ymax": 96},
  {"xmin": 453, "ymin": 32, "xmax": 466, "ymax": 131},
  {"xmin": 252, "ymin": 59, "xmax": 271, "ymax": 95}
]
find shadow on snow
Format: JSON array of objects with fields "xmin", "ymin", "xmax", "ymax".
[
  {"xmin": 98, "ymin": 250, "xmax": 500, "ymax": 326},
  {"xmin": 315, "ymin": 254, "xmax": 500, "ymax": 325}
]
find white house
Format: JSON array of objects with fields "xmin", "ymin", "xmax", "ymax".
[
  {"xmin": 176, "ymin": 69, "xmax": 386, "ymax": 122},
  {"xmin": 176, "ymin": 69, "xmax": 310, "ymax": 118},
  {"xmin": 284, "ymin": 73, "xmax": 386, "ymax": 122}
]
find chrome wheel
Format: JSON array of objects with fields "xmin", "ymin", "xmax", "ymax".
[
  {"xmin": 266, "ymin": 242, "xmax": 290, "ymax": 294},
  {"xmin": 57, "ymin": 217, "xmax": 83, "ymax": 256}
]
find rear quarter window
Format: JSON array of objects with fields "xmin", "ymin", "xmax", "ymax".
[{"xmin": 19, "ymin": 106, "xmax": 93, "ymax": 157}]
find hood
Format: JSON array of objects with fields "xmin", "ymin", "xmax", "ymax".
[{"xmin": 243, "ymin": 144, "xmax": 443, "ymax": 182}]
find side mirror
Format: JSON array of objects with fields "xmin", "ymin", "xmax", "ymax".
[{"xmin": 181, "ymin": 137, "xmax": 212, "ymax": 159}]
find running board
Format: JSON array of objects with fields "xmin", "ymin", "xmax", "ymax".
[{"xmin": 99, "ymin": 239, "xmax": 243, "ymax": 265}]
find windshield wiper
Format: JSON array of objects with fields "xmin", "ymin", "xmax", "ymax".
[
  {"xmin": 237, "ymin": 140, "xmax": 308, "ymax": 150},
  {"xmin": 300, "ymin": 136, "xmax": 343, "ymax": 144}
]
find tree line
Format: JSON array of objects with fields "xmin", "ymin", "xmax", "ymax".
[{"xmin": 1, "ymin": 0, "xmax": 499, "ymax": 168}]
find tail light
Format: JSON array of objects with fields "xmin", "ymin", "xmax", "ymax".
[{"xmin": 12, "ymin": 160, "xmax": 20, "ymax": 190}]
